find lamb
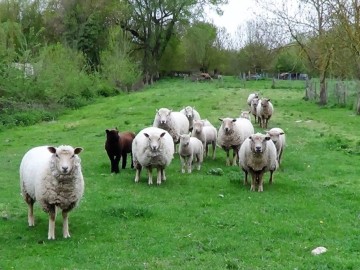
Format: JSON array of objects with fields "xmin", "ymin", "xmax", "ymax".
[
  {"xmin": 266, "ymin": 127, "xmax": 286, "ymax": 165},
  {"xmin": 256, "ymin": 98, "xmax": 274, "ymax": 129},
  {"xmin": 250, "ymin": 97, "xmax": 259, "ymax": 123},
  {"xmin": 191, "ymin": 119, "xmax": 217, "ymax": 159},
  {"xmin": 239, "ymin": 111, "xmax": 251, "ymax": 121},
  {"xmin": 178, "ymin": 133, "xmax": 204, "ymax": 173},
  {"xmin": 180, "ymin": 106, "xmax": 201, "ymax": 132},
  {"xmin": 217, "ymin": 117, "xmax": 254, "ymax": 166},
  {"xmin": 153, "ymin": 108, "xmax": 189, "ymax": 147},
  {"xmin": 20, "ymin": 145, "xmax": 84, "ymax": 240},
  {"xmin": 105, "ymin": 128, "xmax": 135, "ymax": 173},
  {"xmin": 247, "ymin": 92, "xmax": 259, "ymax": 106},
  {"xmin": 132, "ymin": 127, "xmax": 174, "ymax": 185},
  {"xmin": 239, "ymin": 133, "xmax": 278, "ymax": 192}
]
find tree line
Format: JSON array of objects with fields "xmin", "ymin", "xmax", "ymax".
[{"xmin": 1, "ymin": 0, "xmax": 360, "ymax": 123}]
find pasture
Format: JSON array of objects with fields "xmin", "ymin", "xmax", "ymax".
[{"xmin": 1, "ymin": 77, "xmax": 360, "ymax": 269}]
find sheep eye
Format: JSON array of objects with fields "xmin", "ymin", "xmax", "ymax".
[
  {"xmin": 71, "ymin": 154, "xmax": 75, "ymax": 158},
  {"xmin": 55, "ymin": 154, "xmax": 59, "ymax": 158}
]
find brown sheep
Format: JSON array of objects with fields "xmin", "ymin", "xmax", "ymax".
[{"xmin": 105, "ymin": 128, "xmax": 136, "ymax": 173}]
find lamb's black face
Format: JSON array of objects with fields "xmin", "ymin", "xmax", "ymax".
[{"xmin": 106, "ymin": 129, "xmax": 120, "ymax": 140}]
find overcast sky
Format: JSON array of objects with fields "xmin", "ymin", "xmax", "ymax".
[{"xmin": 207, "ymin": 0, "xmax": 257, "ymax": 36}]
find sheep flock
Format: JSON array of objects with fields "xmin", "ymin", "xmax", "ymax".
[{"xmin": 19, "ymin": 89, "xmax": 287, "ymax": 240}]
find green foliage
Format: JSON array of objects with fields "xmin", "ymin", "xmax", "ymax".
[
  {"xmin": 100, "ymin": 26, "xmax": 142, "ymax": 89},
  {"xmin": 1, "ymin": 78, "xmax": 360, "ymax": 269}
]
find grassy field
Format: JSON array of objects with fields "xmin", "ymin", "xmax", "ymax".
[{"xmin": 1, "ymin": 77, "xmax": 360, "ymax": 269}]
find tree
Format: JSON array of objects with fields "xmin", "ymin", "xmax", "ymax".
[
  {"xmin": 257, "ymin": 0, "xmax": 334, "ymax": 105},
  {"xmin": 183, "ymin": 21, "xmax": 217, "ymax": 72},
  {"xmin": 121, "ymin": 0, "xmax": 227, "ymax": 84}
]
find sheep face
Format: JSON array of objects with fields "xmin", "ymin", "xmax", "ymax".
[
  {"xmin": 156, "ymin": 108, "xmax": 172, "ymax": 124},
  {"xmin": 105, "ymin": 128, "xmax": 120, "ymax": 142},
  {"xmin": 192, "ymin": 120, "xmax": 204, "ymax": 134},
  {"xmin": 184, "ymin": 106, "xmax": 194, "ymax": 119},
  {"xmin": 260, "ymin": 98, "xmax": 271, "ymax": 109},
  {"xmin": 240, "ymin": 111, "xmax": 251, "ymax": 120},
  {"xmin": 179, "ymin": 133, "xmax": 191, "ymax": 147},
  {"xmin": 249, "ymin": 133, "xmax": 271, "ymax": 153},
  {"xmin": 48, "ymin": 146, "xmax": 83, "ymax": 175},
  {"xmin": 144, "ymin": 132, "xmax": 166, "ymax": 152},
  {"xmin": 266, "ymin": 130, "xmax": 284, "ymax": 145},
  {"xmin": 219, "ymin": 118, "xmax": 237, "ymax": 134},
  {"xmin": 251, "ymin": 98, "xmax": 259, "ymax": 109}
]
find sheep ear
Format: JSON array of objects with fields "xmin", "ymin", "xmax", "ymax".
[
  {"xmin": 160, "ymin": 132, "xmax": 166, "ymax": 138},
  {"xmin": 144, "ymin": 133, "xmax": 150, "ymax": 138},
  {"xmin": 106, "ymin": 129, "xmax": 110, "ymax": 133},
  {"xmin": 265, "ymin": 135, "xmax": 271, "ymax": 141},
  {"xmin": 218, "ymin": 118, "xmax": 223, "ymax": 122},
  {"xmin": 232, "ymin": 119, "xmax": 237, "ymax": 122},
  {"xmin": 74, "ymin": 147, "xmax": 83, "ymax": 155},
  {"xmin": 280, "ymin": 132, "xmax": 285, "ymax": 135},
  {"xmin": 48, "ymin": 146, "xmax": 56, "ymax": 154},
  {"xmin": 267, "ymin": 98, "xmax": 271, "ymax": 101}
]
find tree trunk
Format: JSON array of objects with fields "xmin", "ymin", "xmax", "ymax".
[{"xmin": 318, "ymin": 72, "xmax": 327, "ymax": 105}]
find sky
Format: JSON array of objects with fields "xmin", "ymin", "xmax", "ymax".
[{"xmin": 206, "ymin": 0, "xmax": 257, "ymax": 36}]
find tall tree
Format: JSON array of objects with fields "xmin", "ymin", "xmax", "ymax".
[
  {"xmin": 121, "ymin": 0, "xmax": 227, "ymax": 84},
  {"xmin": 257, "ymin": 0, "xmax": 334, "ymax": 105}
]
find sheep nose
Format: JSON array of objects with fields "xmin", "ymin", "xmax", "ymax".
[
  {"xmin": 225, "ymin": 128, "xmax": 229, "ymax": 132},
  {"xmin": 161, "ymin": 120, "xmax": 166, "ymax": 124},
  {"xmin": 62, "ymin": 166, "xmax": 68, "ymax": 172},
  {"xmin": 255, "ymin": 146, "xmax": 261, "ymax": 152}
]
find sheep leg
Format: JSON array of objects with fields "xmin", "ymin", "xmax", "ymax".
[
  {"xmin": 211, "ymin": 141, "xmax": 216, "ymax": 160},
  {"xmin": 278, "ymin": 150, "xmax": 283, "ymax": 165},
  {"xmin": 187, "ymin": 155, "xmax": 193, "ymax": 173},
  {"xmin": 231, "ymin": 147, "xmax": 239, "ymax": 166},
  {"xmin": 258, "ymin": 172, "xmax": 265, "ymax": 192},
  {"xmin": 156, "ymin": 167, "xmax": 162, "ymax": 185},
  {"xmin": 180, "ymin": 156, "xmax": 186, "ymax": 173},
  {"xmin": 242, "ymin": 169, "xmax": 248, "ymax": 185},
  {"xmin": 161, "ymin": 169, "xmax": 166, "ymax": 181},
  {"xmin": 197, "ymin": 153, "xmax": 203, "ymax": 170},
  {"xmin": 121, "ymin": 153, "xmax": 127, "ymax": 169},
  {"xmin": 205, "ymin": 143, "xmax": 209, "ymax": 158},
  {"xmin": 134, "ymin": 164, "xmax": 142, "ymax": 183},
  {"xmin": 147, "ymin": 167, "xmax": 153, "ymax": 185},
  {"xmin": 130, "ymin": 151, "xmax": 134, "ymax": 168},
  {"xmin": 250, "ymin": 173, "xmax": 257, "ymax": 191},
  {"xmin": 25, "ymin": 193, "xmax": 35, "ymax": 226},
  {"xmin": 62, "ymin": 210, "xmax": 70, "ymax": 238},
  {"xmin": 48, "ymin": 205, "xmax": 56, "ymax": 240},
  {"xmin": 269, "ymin": 170, "xmax": 275, "ymax": 184},
  {"xmin": 225, "ymin": 149, "xmax": 230, "ymax": 166}
]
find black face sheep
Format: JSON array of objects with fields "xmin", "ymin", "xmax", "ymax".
[
  {"xmin": 256, "ymin": 98, "xmax": 274, "ymax": 129},
  {"xmin": 217, "ymin": 117, "xmax": 254, "ymax": 166},
  {"xmin": 20, "ymin": 145, "xmax": 84, "ymax": 240},
  {"xmin": 105, "ymin": 128, "xmax": 136, "ymax": 173},
  {"xmin": 132, "ymin": 127, "xmax": 174, "ymax": 185},
  {"xmin": 239, "ymin": 133, "xmax": 278, "ymax": 192}
]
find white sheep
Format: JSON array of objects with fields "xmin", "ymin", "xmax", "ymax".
[
  {"xmin": 247, "ymin": 92, "xmax": 259, "ymax": 106},
  {"xmin": 180, "ymin": 106, "xmax": 201, "ymax": 131},
  {"xmin": 239, "ymin": 110, "xmax": 251, "ymax": 121},
  {"xmin": 132, "ymin": 127, "xmax": 174, "ymax": 185},
  {"xmin": 217, "ymin": 117, "xmax": 254, "ymax": 166},
  {"xmin": 178, "ymin": 133, "xmax": 204, "ymax": 173},
  {"xmin": 256, "ymin": 98, "xmax": 274, "ymax": 129},
  {"xmin": 153, "ymin": 108, "xmax": 189, "ymax": 147},
  {"xmin": 19, "ymin": 145, "xmax": 84, "ymax": 240},
  {"xmin": 239, "ymin": 133, "xmax": 278, "ymax": 192},
  {"xmin": 266, "ymin": 127, "xmax": 286, "ymax": 165},
  {"xmin": 191, "ymin": 119, "xmax": 217, "ymax": 159},
  {"xmin": 250, "ymin": 97, "xmax": 259, "ymax": 123}
]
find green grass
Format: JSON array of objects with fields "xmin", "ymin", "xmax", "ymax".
[{"xmin": 1, "ymin": 77, "xmax": 360, "ymax": 269}]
